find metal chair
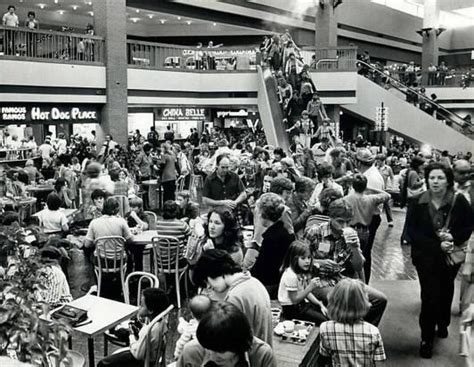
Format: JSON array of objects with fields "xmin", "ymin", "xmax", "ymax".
[
  {"xmin": 145, "ymin": 305, "xmax": 174, "ymax": 367},
  {"xmin": 144, "ymin": 211, "xmax": 157, "ymax": 230},
  {"xmin": 93, "ymin": 236, "xmax": 127, "ymax": 298},
  {"xmin": 150, "ymin": 235, "xmax": 188, "ymax": 308},
  {"xmin": 104, "ymin": 271, "xmax": 159, "ymax": 356}
]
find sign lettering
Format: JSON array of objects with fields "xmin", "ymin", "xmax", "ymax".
[{"xmin": 0, "ymin": 104, "xmax": 100, "ymax": 124}]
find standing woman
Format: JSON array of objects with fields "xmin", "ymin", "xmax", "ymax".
[
  {"xmin": 160, "ymin": 142, "xmax": 178, "ymax": 202},
  {"xmin": 407, "ymin": 163, "xmax": 472, "ymax": 358}
]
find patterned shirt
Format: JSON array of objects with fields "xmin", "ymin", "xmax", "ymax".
[
  {"xmin": 319, "ymin": 320, "xmax": 386, "ymax": 367},
  {"xmin": 39, "ymin": 264, "xmax": 73, "ymax": 306}
]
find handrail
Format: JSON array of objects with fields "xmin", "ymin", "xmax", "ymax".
[
  {"xmin": 127, "ymin": 39, "xmax": 257, "ymax": 52},
  {"xmin": 315, "ymin": 58, "xmax": 338, "ymax": 68},
  {"xmin": 357, "ymin": 60, "xmax": 471, "ymax": 131},
  {"xmin": 0, "ymin": 25, "xmax": 104, "ymax": 41}
]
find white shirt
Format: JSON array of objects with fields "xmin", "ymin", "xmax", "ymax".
[
  {"xmin": 309, "ymin": 180, "xmax": 344, "ymax": 207},
  {"xmin": 38, "ymin": 143, "xmax": 55, "ymax": 159},
  {"xmin": 37, "ymin": 209, "xmax": 69, "ymax": 233},
  {"xmin": 362, "ymin": 165, "xmax": 385, "ymax": 215},
  {"xmin": 2, "ymin": 12, "xmax": 18, "ymax": 27}
]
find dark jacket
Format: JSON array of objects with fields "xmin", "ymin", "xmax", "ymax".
[
  {"xmin": 251, "ymin": 221, "xmax": 295, "ymax": 287},
  {"xmin": 407, "ymin": 190, "xmax": 473, "ymax": 265}
]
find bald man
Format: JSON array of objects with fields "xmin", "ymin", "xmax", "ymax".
[{"xmin": 453, "ymin": 159, "xmax": 473, "ymax": 209}]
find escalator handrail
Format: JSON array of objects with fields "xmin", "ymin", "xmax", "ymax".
[{"xmin": 356, "ymin": 60, "xmax": 469, "ymax": 130}]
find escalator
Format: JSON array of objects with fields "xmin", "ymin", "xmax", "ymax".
[
  {"xmin": 256, "ymin": 66, "xmax": 290, "ymax": 152},
  {"xmin": 340, "ymin": 62, "xmax": 473, "ymax": 153}
]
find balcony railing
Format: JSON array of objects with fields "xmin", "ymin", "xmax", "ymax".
[
  {"xmin": 127, "ymin": 40, "xmax": 259, "ymax": 71},
  {"xmin": 308, "ymin": 46, "xmax": 358, "ymax": 71},
  {"xmin": 0, "ymin": 25, "xmax": 105, "ymax": 64}
]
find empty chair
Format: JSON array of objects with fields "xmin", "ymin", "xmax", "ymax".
[
  {"xmin": 111, "ymin": 194, "xmax": 129, "ymax": 217},
  {"xmin": 150, "ymin": 235, "xmax": 188, "ymax": 308}
]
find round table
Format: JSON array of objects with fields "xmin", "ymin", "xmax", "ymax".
[
  {"xmin": 132, "ymin": 229, "xmax": 159, "ymax": 249},
  {"xmin": 0, "ymin": 196, "xmax": 37, "ymax": 223},
  {"xmin": 140, "ymin": 180, "xmax": 161, "ymax": 210},
  {"xmin": 26, "ymin": 185, "xmax": 54, "ymax": 210}
]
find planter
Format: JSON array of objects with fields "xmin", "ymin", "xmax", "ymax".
[{"xmin": 48, "ymin": 351, "xmax": 86, "ymax": 367}]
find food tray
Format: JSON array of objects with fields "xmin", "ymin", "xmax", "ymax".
[{"xmin": 277, "ymin": 320, "xmax": 315, "ymax": 345}]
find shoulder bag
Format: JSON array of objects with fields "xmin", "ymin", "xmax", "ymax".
[{"xmin": 442, "ymin": 193, "xmax": 468, "ymax": 266}]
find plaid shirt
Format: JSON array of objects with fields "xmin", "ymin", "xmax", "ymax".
[{"xmin": 319, "ymin": 320, "xmax": 386, "ymax": 367}]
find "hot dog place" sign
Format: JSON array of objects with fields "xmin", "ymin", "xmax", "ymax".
[{"xmin": 0, "ymin": 104, "xmax": 101, "ymax": 124}]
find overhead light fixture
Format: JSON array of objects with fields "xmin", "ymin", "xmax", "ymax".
[
  {"xmin": 54, "ymin": 0, "xmax": 59, "ymax": 4},
  {"xmin": 135, "ymin": 9, "xmax": 140, "ymax": 13},
  {"xmin": 72, "ymin": 5, "xmax": 78, "ymax": 10},
  {"xmin": 58, "ymin": 10, "xmax": 65, "ymax": 15},
  {"xmin": 130, "ymin": 17, "xmax": 140, "ymax": 23},
  {"xmin": 38, "ymin": 4, "xmax": 46, "ymax": 9},
  {"xmin": 87, "ymin": 1, "xmax": 92, "ymax": 5},
  {"xmin": 416, "ymin": 27, "xmax": 432, "ymax": 37},
  {"xmin": 177, "ymin": 16, "xmax": 181, "ymax": 20},
  {"xmin": 160, "ymin": 19, "xmax": 166, "ymax": 24},
  {"xmin": 436, "ymin": 27, "xmax": 447, "ymax": 36},
  {"xmin": 186, "ymin": 20, "xmax": 192, "ymax": 25},
  {"xmin": 148, "ymin": 14, "xmax": 154, "ymax": 19},
  {"xmin": 88, "ymin": 11, "xmax": 94, "ymax": 16},
  {"xmin": 213, "ymin": 22, "xmax": 217, "ymax": 26}
]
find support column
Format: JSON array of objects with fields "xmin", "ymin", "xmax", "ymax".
[
  {"xmin": 314, "ymin": 0, "xmax": 340, "ymax": 65},
  {"xmin": 92, "ymin": 0, "xmax": 128, "ymax": 146},
  {"xmin": 421, "ymin": 0, "xmax": 440, "ymax": 84}
]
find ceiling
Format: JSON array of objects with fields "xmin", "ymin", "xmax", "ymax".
[{"xmin": 0, "ymin": 0, "xmax": 267, "ymax": 37}]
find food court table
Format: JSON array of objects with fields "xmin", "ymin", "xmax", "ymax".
[
  {"xmin": 33, "ymin": 207, "xmax": 78, "ymax": 219},
  {"xmin": 273, "ymin": 326, "xmax": 320, "ymax": 367},
  {"xmin": 140, "ymin": 180, "xmax": 161, "ymax": 211},
  {"xmin": 26, "ymin": 185, "xmax": 54, "ymax": 210},
  {"xmin": 53, "ymin": 295, "xmax": 139, "ymax": 367}
]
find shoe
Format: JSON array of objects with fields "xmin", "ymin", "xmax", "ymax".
[
  {"xmin": 419, "ymin": 341, "xmax": 433, "ymax": 358},
  {"xmin": 388, "ymin": 222, "xmax": 394, "ymax": 228},
  {"xmin": 437, "ymin": 327, "xmax": 448, "ymax": 338}
]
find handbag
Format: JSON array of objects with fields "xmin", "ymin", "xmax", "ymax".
[
  {"xmin": 442, "ymin": 193, "xmax": 468, "ymax": 266},
  {"xmin": 51, "ymin": 305, "xmax": 88, "ymax": 327}
]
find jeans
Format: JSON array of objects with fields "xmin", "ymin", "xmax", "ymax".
[
  {"xmin": 162, "ymin": 180, "xmax": 176, "ymax": 203},
  {"xmin": 415, "ymin": 257, "xmax": 460, "ymax": 342},
  {"xmin": 383, "ymin": 200, "xmax": 393, "ymax": 223},
  {"xmin": 363, "ymin": 215, "xmax": 381, "ymax": 283},
  {"xmin": 313, "ymin": 283, "xmax": 387, "ymax": 326},
  {"xmin": 282, "ymin": 302, "xmax": 328, "ymax": 326}
]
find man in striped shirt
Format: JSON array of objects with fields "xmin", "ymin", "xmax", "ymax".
[{"xmin": 156, "ymin": 200, "xmax": 191, "ymax": 249}]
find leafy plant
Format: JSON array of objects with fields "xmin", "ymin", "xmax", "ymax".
[{"xmin": 0, "ymin": 223, "xmax": 73, "ymax": 366}]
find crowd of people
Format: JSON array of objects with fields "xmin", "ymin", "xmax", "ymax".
[{"xmin": 0, "ymin": 113, "xmax": 472, "ymax": 365}]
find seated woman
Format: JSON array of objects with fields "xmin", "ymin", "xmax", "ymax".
[
  {"xmin": 54, "ymin": 177, "xmax": 74, "ymax": 208},
  {"xmin": 98, "ymin": 288, "xmax": 171, "ymax": 367},
  {"xmin": 186, "ymin": 206, "xmax": 243, "ymax": 266},
  {"xmin": 126, "ymin": 197, "xmax": 149, "ymax": 230},
  {"xmin": 37, "ymin": 246, "xmax": 73, "ymax": 307},
  {"xmin": 177, "ymin": 301, "xmax": 276, "ymax": 367},
  {"xmin": 37, "ymin": 192, "xmax": 69, "ymax": 234}
]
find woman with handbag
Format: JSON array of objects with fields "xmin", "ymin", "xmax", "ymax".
[{"xmin": 406, "ymin": 162, "xmax": 473, "ymax": 359}]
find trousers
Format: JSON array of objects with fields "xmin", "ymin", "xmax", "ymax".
[
  {"xmin": 415, "ymin": 257, "xmax": 461, "ymax": 342},
  {"xmin": 362, "ymin": 215, "xmax": 381, "ymax": 283}
]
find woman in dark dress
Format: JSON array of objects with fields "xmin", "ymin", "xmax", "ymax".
[{"xmin": 407, "ymin": 162, "xmax": 472, "ymax": 359}]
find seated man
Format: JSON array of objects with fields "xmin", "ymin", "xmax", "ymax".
[
  {"xmin": 98, "ymin": 288, "xmax": 171, "ymax": 367},
  {"xmin": 304, "ymin": 199, "xmax": 388, "ymax": 326},
  {"xmin": 286, "ymin": 176, "xmax": 316, "ymax": 238}
]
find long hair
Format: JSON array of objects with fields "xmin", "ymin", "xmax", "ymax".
[
  {"xmin": 205, "ymin": 206, "xmax": 241, "ymax": 252},
  {"xmin": 281, "ymin": 240, "xmax": 312, "ymax": 274},
  {"xmin": 327, "ymin": 278, "xmax": 371, "ymax": 324}
]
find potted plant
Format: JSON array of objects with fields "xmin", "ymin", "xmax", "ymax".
[{"xmin": 0, "ymin": 223, "xmax": 82, "ymax": 366}]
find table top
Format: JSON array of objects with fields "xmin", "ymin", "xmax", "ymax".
[
  {"xmin": 33, "ymin": 208, "xmax": 78, "ymax": 218},
  {"xmin": 133, "ymin": 229, "xmax": 159, "ymax": 244},
  {"xmin": 61, "ymin": 295, "xmax": 139, "ymax": 338},
  {"xmin": 273, "ymin": 326, "xmax": 319, "ymax": 367},
  {"xmin": 26, "ymin": 185, "xmax": 54, "ymax": 192},
  {"xmin": 0, "ymin": 196, "xmax": 37, "ymax": 205},
  {"xmin": 141, "ymin": 180, "xmax": 159, "ymax": 185}
]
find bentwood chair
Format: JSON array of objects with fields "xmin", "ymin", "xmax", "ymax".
[
  {"xmin": 151, "ymin": 235, "xmax": 188, "ymax": 308},
  {"xmin": 93, "ymin": 236, "xmax": 127, "ymax": 298},
  {"xmin": 145, "ymin": 305, "xmax": 174, "ymax": 367},
  {"xmin": 111, "ymin": 195, "xmax": 129, "ymax": 217},
  {"xmin": 144, "ymin": 211, "xmax": 157, "ymax": 230},
  {"xmin": 104, "ymin": 271, "xmax": 159, "ymax": 356}
]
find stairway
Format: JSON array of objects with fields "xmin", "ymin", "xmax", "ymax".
[
  {"xmin": 256, "ymin": 66, "xmax": 290, "ymax": 152},
  {"xmin": 342, "ymin": 74, "xmax": 473, "ymax": 154}
]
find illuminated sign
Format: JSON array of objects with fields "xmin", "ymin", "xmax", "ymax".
[
  {"xmin": 158, "ymin": 107, "xmax": 209, "ymax": 121},
  {"xmin": 0, "ymin": 104, "xmax": 100, "ymax": 124}
]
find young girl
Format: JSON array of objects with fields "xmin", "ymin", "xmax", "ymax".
[
  {"xmin": 319, "ymin": 279, "xmax": 386, "ymax": 366},
  {"xmin": 278, "ymin": 240, "xmax": 328, "ymax": 325}
]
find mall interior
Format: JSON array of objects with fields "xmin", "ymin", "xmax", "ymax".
[{"xmin": 0, "ymin": 0, "xmax": 473, "ymax": 366}]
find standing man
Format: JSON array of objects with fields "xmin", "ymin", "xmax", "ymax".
[
  {"xmin": 354, "ymin": 148, "xmax": 385, "ymax": 283},
  {"xmin": 2, "ymin": 5, "xmax": 19, "ymax": 55},
  {"xmin": 164, "ymin": 125, "xmax": 175, "ymax": 142},
  {"xmin": 202, "ymin": 154, "xmax": 247, "ymax": 225},
  {"xmin": 147, "ymin": 126, "xmax": 159, "ymax": 148}
]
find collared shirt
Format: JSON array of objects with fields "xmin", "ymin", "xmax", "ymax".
[
  {"xmin": 456, "ymin": 181, "xmax": 472, "ymax": 204},
  {"xmin": 203, "ymin": 171, "xmax": 245, "ymax": 201},
  {"xmin": 38, "ymin": 264, "xmax": 73, "ymax": 306},
  {"xmin": 2, "ymin": 12, "xmax": 18, "ymax": 27},
  {"xmin": 319, "ymin": 320, "xmax": 386, "ymax": 367},
  {"xmin": 362, "ymin": 165, "xmax": 385, "ymax": 215},
  {"xmin": 418, "ymin": 190, "xmax": 454, "ymax": 232}
]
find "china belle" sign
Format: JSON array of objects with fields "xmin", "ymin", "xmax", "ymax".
[
  {"xmin": 158, "ymin": 107, "xmax": 209, "ymax": 121},
  {"xmin": 0, "ymin": 104, "xmax": 100, "ymax": 124}
]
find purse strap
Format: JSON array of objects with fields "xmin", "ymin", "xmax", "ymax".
[{"xmin": 441, "ymin": 192, "xmax": 458, "ymax": 232}]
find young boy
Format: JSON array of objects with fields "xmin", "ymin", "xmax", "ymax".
[{"xmin": 174, "ymin": 295, "xmax": 212, "ymax": 359}]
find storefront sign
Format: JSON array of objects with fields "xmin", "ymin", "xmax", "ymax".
[
  {"xmin": 0, "ymin": 104, "xmax": 101, "ymax": 124},
  {"xmin": 157, "ymin": 107, "xmax": 209, "ymax": 121}
]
